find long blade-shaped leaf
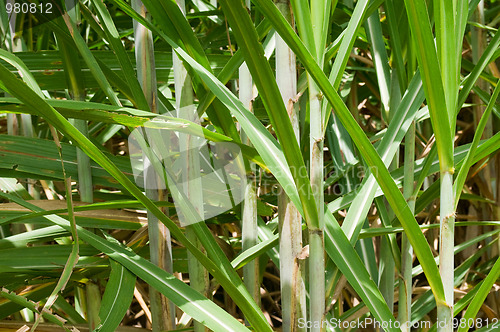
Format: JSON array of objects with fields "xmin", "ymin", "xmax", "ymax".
[
  {"xmin": 96, "ymin": 259, "xmax": 136, "ymax": 332},
  {"xmin": 219, "ymin": 0, "xmax": 320, "ymax": 230},
  {"xmin": 0, "ymin": 62, "xmax": 271, "ymax": 332},
  {"xmin": 250, "ymin": 0, "xmax": 445, "ymax": 303},
  {"xmin": 0, "ymin": 191, "xmax": 250, "ymax": 332}
]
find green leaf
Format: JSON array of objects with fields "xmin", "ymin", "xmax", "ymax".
[
  {"xmin": 0, "ymin": 49, "xmax": 43, "ymax": 96},
  {"xmin": 323, "ymin": 211, "xmax": 400, "ymax": 331},
  {"xmin": 454, "ymin": 79, "xmax": 500, "ymax": 208},
  {"xmin": 457, "ymin": 257, "xmax": 500, "ymax": 332},
  {"xmin": 403, "ymin": 0, "xmax": 453, "ymax": 167},
  {"xmin": 0, "ymin": 61, "xmax": 270, "ymax": 332},
  {"xmin": 0, "ymin": 191, "xmax": 251, "ymax": 332},
  {"xmin": 0, "ymin": 287, "xmax": 72, "ymax": 331},
  {"xmin": 96, "ymin": 259, "xmax": 136, "ymax": 332},
  {"xmin": 219, "ymin": 0, "xmax": 320, "ymax": 230},
  {"xmin": 90, "ymin": 0, "xmax": 149, "ymax": 110},
  {"xmin": 251, "ymin": 0, "xmax": 445, "ymax": 304}
]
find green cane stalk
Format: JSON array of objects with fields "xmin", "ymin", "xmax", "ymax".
[
  {"xmin": 54, "ymin": 17, "xmax": 98, "ymax": 325},
  {"xmin": 435, "ymin": 1, "xmax": 467, "ymax": 328},
  {"xmin": 289, "ymin": 0, "xmax": 331, "ymax": 326},
  {"xmin": 171, "ymin": 1, "xmax": 209, "ymax": 331},
  {"xmin": 402, "ymin": 0, "xmax": 467, "ymax": 329},
  {"xmin": 132, "ymin": 0, "xmax": 176, "ymax": 330},
  {"xmin": 239, "ymin": 0, "xmax": 260, "ymax": 308},
  {"xmin": 364, "ymin": 7, "xmax": 397, "ymax": 313},
  {"xmin": 55, "ymin": 24, "xmax": 93, "ymax": 205},
  {"xmin": 398, "ymin": 121, "xmax": 416, "ymax": 331},
  {"xmin": 3, "ymin": 5, "xmax": 37, "ymax": 203},
  {"xmin": 275, "ymin": 1, "xmax": 306, "ymax": 330},
  {"xmin": 251, "ymin": 0, "xmax": 445, "ymax": 306}
]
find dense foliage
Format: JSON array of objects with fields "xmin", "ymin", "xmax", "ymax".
[{"xmin": 0, "ymin": 0, "xmax": 499, "ymax": 331}]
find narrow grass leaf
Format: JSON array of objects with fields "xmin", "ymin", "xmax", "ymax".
[
  {"xmin": 456, "ymin": 257, "xmax": 500, "ymax": 332},
  {"xmin": 0, "ymin": 62, "xmax": 272, "ymax": 332},
  {"xmin": 0, "ymin": 192, "xmax": 252, "ymax": 332},
  {"xmin": 96, "ymin": 259, "xmax": 136, "ymax": 332},
  {"xmin": 251, "ymin": 0, "xmax": 445, "ymax": 303}
]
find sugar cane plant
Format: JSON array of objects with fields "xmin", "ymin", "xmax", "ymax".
[{"xmin": 0, "ymin": 0, "xmax": 499, "ymax": 331}]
